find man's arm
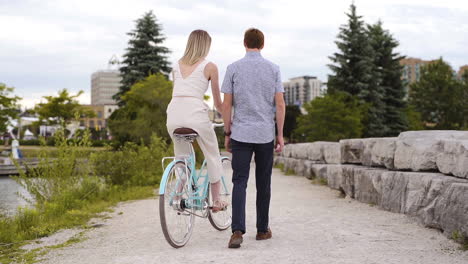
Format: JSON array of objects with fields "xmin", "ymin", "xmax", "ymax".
[
  {"xmin": 275, "ymin": 92, "xmax": 286, "ymax": 152},
  {"xmin": 222, "ymin": 94, "xmax": 233, "ymax": 152}
]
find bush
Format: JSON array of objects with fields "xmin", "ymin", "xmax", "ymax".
[
  {"xmin": 90, "ymin": 134, "xmax": 171, "ymax": 186},
  {"xmin": 295, "ymin": 92, "xmax": 366, "ymax": 142},
  {"xmin": 13, "ymin": 129, "xmax": 95, "ymax": 205},
  {"xmin": 1, "ymin": 129, "xmax": 160, "ymax": 262},
  {"xmin": 19, "ymin": 139, "xmax": 41, "ymax": 146}
]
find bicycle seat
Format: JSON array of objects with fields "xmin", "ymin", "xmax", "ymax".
[{"xmin": 173, "ymin": 128, "xmax": 198, "ymax": 142}]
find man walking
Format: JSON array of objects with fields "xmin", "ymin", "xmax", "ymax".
[{"xmin": 221, "ymin": 28, "xmax": 286, "ymax": 249}]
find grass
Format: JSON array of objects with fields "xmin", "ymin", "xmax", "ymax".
[
  {"xmin": 311, "ymin": 177, "xmax": 328, "ymax": 186},
  {"xmin": 452, "ymin": 231, "xmax": 468, "ymax": 251},
  {"xmin": 273, "ymin": 163, "xmax": 284, "ymax": 171},
  {"xmin": 0, "ymin": 185, "xmax": 155, "ymax": 264}
]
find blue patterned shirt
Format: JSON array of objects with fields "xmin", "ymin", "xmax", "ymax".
[{"xmin": 221, "ymin": 51, "xmax": 284, "ymax": 144}]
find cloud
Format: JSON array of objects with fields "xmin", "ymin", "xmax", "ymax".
[{"xmin": 1, "ymin": 0, "xmax": 468, "ymax": 108}]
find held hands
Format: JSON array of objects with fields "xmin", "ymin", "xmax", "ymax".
[
  {"xmin": 224, "ymin": 136, "xmax": 231, "ymax": 153},
  {"xmin": 275, "ymin": 136, "xmax": 284, "ymax": 153}
]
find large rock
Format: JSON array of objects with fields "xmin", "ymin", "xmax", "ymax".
[
  {"xmin": 282, "ymin": 157, "xmax": 300, "ymax": 174},
  {"xmin": 352, "ymin": 167, "xmax": 386, "ymax": 205},
  {"xmin": 394, "ymin": 131, "xmax": 468, "ymax": 171},
  {"xmin": 310, "ymin": 164, "xmax": 328, "ymax": 181},
  {"xmin": 326, "ymin": 165, "xmax": 343, "ymax": 191},
  {"xmin": 290, "ymin": 143, "xmax": 313, "ymax": 160},
  {"xmin": 273, "ymin": 156, "xmax": 284, "ymax": 166},
  {"xmin": 434, "ymin": 182, "xmax": 468, "ymax": 237},
  {"xmin": 436, "ymin": 140, "xmax": 468, "ymax": 179},
  {"xmin": 282, "ymin": 142, "xmax": 340, "ymax": 164},
  {"xmin": 378, "ymin": 171, "xmax": 467, "ymax": 227},
  {"xmin": 341, "ymin": 165, "xmax": 356, "ymax": 198},
  {"xmin": 340, "ymin": 139, "xmax": 365, "ymax": 164},
  {"xmin": 370, "ymin": 138, "xmax": 397, "ymax": 169},
  {"xmin": 322, "ymin": 142, "xmax": 341, "ymax": 164},
  {"xmin": 361, "ymin": 138, "xmax": 378, "ymax": 167}
]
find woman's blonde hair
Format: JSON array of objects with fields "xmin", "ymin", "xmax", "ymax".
[{"xmin": 180, "ymin": 30, "xmax": 212, "ymax": 65}]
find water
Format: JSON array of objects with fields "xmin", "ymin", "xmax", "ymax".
[{"xmin": 0, "ymin": 176, "xmax": 32, "ymax": 216}]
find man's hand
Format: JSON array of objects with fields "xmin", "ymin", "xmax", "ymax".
[
  {"xmin": 224, "ymin": 136, "xmax": 231, "ymax": 153},
  {"xmin": 275, "ymin": 136, "xmax": 284, "ymax": 153}
]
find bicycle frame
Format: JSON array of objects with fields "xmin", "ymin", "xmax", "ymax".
[{"xmin": 159, "ymin": 142, "xmax": 230, "ymax": 213}]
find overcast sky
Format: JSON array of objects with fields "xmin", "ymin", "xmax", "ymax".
[{"xmin": 1, "ymin": 0, "xmax": 468, "ymax": 108}]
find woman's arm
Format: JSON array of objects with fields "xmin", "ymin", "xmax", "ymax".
[{"xmin": 205, "ymin": 62, "xmax": 223, "ymax": 113}]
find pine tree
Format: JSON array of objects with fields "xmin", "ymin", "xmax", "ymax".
[
  {"xmin": 328, "ymin": 4, "xmax": 374, "ymax": 96},
  {"xmin": 368, "ymin": 21, "xmax": 407, "ymax": 136},
  {"xmin": 115, "ymin": 11, "xmax": 171, "ymax": 106},
  {"xmin": 327, "ymin": 4, "xmax": 385, "ymax": 137}
]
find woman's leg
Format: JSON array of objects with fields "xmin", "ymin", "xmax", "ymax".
[
  {"xmin": 167, "ymin": 127, "xmax": 192, "ymax": 199},
  {"xmin": 195, "ymin": 126, "xmax": 226, "ymax": 208}
]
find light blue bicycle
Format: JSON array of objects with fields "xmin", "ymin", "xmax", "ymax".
[{"xmin": 159, "ymin": 125, "xmax": 232, "ymax": 248}]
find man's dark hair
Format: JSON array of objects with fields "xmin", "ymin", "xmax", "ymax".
[{"xmin": 244, "ymin": 28, "xmax": 264, "ymax": 49}]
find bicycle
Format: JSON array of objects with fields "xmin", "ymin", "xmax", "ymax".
[{"xmin": 159, "ymin": 124, "xmax": 232, "ymax": 248}]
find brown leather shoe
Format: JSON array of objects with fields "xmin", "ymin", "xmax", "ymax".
[
  {"xmin": 228, "ymin": 231, "xmax": 243, "ymax": 248},
  {"xmin": 256, "ymin": 228, "xmax": 272, "ymax": 240}
]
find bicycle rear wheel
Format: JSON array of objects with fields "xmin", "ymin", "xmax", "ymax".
[
  {"xmin": 159, "ymin": 161, "xmax": 195, "ymax": 248},
  {"xmin": 208, "ymin": 157, "xmax": 232, "ymax": 231}
]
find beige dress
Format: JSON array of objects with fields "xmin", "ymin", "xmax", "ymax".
[{"xmin": 166, "ymin": 59, "xmax": 222, "ymax": 183}]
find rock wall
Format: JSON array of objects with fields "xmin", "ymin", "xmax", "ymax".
[{"xmin": 275, "ymin": 131, "xmax": 468, "ymax": 241}]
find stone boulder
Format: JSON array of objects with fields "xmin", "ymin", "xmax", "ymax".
[
  {"xmin": 326, "ymin": 165, "xmax": 343, "ymax": 191},
  {"xmin": 310, "ymin": 164, "xmax": 328, "ymax": 181},
  {"xmin": 394, "ymin": 130, "xmax": 468, "ymax": 172},
  {"xmin": 340, "ymin": 139, "xmax": 365, "ymax": 164},
  {"xmin": 282, "ymin": 157, "xmax": 300, "ymax": 174},
  {"xmin": 322, "ymin": 142, "xmax": 341, "ymax": 164},
  {"xmin": 370, "ymin": 138, "xmax": 397, "ymax": 169},
  {"xmin": 352, "ymin": 167, "xmax": 387, "ymax": 205},
  {"xmin": 434, "ymin": 182, "xmax": 468, "ymax": 237},
  {"xmin": 282, "ymin": 142, "xmax": 340, "ymax": 164},
  {"xmin": 436, "ymin": 139, "xmax": 468, "ymax": 179}
]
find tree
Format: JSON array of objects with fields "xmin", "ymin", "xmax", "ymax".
[
  {"xmin": 328, "ymin": 4, "xmax": 375, "ymax": 97},
  {"xmin": 295, "ymin": 92, "xmax": 366, "ymax": 142},
  {"xmin": 461, "ymin": 71, "xmax": 468, "ymax": 129},
  {"xmin": 0, "ymin": 83, "xmax": 21, "ymax": 133},
  {"xmin": 367, "ymin": 21, "xmax": 408, "ymax": 136},
  {"xmin": 115, "ymin": 11, "xmax": 171, "ymax": 106},
  {"xmin": 409, "ymin": 59, "xmax": 465, "ymax": 129},
  {"xmin": 108, "ymin": 73, "xmax": 172, "ymax": 145},
  {"xmin": 284, "ymin": 105, "xmax": 302, "ymax": 142},
  {"xmin": 34, "ymin": 89, "xmax": 95, "ymax": 130},
  {"xmin": 327, "ymin": 4, "xmax": 384, "ymax": 137}
]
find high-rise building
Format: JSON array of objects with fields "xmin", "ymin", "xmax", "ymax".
[
  {"xmin": 283, "ymin": 76, "xmax": 322, "ymax": 106},
  {"xmin": 91, "ymin": 70, "xmax": 121, "ymax": 105},
  {"xmin": 400, "ymin": 57, "xmax": 433, "ymax": 84},
  {"xmin": 458, "ymin": 65, "xmax": 468, "ymax": 79}
]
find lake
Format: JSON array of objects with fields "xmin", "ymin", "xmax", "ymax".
[{"xmin": 0, "ymin": 176, "xmax": 32, "ymax": 216}]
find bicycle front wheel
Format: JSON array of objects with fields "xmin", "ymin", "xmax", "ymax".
[
  {"xmin": 159, "ymin": 161, "xmax": 195, "ymax": 248},
  {"xmin": 208, "ymin": 157, "xmax": 232, "ymax": 231}
]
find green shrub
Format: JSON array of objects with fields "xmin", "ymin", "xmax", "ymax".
[
  {"xmin": 1, "ymin": 129, "xmax": 162, "ymax": 263},
  {"xmin": 90, "ymin": 134, "xmax": 170, "ymax": 186}
]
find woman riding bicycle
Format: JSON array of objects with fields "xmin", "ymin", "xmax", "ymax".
[{"xmin": 166, "ymin": 29, "xmax": 227, "ymax": 212}]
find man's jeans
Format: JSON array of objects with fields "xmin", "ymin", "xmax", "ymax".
[{"xmin": 231, "ymin": 138, "xmax": 274, "ymax": 234}]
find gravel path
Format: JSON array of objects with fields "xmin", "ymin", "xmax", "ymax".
[{"xmin": 41, "ymin": 166, "xmax": 468, "ymax": 264}]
